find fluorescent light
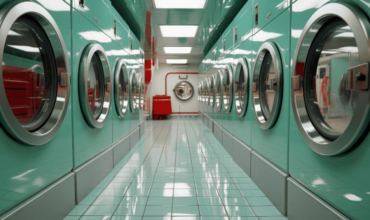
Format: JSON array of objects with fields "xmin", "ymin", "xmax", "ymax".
[
  {"xmin": 160, "ymin": 25, "xmax": 198, "ymax": 37},
  {"xmin": 164, "ymin": 47, "xmax": 192, "ymax": 54},
  {"xmin": 166, "ymin": 59, "xmax": 188, "ymax": 64},
  {"xmin": 154, "ymin": 0, "xmax": 207, "ymax": 9}
]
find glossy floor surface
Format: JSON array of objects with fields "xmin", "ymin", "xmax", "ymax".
[{"xmin": 64, "ymin": 119, "xmax": 287, "ymax": 220}]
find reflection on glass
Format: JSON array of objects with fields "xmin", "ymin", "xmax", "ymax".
[
  {"xmin": 174, "ymin": 81, "xmax": 193, "ymax": 101},
  {"xmin": 259, "ymin": 52, "xmax": 277, "ymax": 119},
  {"xmin": 304, "ymin": 21, "xmax": 357, "ymax": 140},
  {"xmin": 223, "ymin": 69, "xmax": 231, "ymax": 109},
  {"xmin": 236, "ymin": 65, "xmax": 246, "ymax": 112},
  {"xmin": 88, "ymin": 54, "xmax": 105, "ymax": 119},
  {"xmin": 3, "ymin": 17, "xmax": 57, "ymax": 131},
  {"xmin": 118, "ymin": 66, "xmax": 128, "ymax": 115}
]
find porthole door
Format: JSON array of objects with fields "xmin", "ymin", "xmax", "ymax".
[
  {"xmin": 0, "ymin": 2, "xmax": 70, "ymax": 145},
  {"xmin": 198, "ymin": 83, "xmax": 202, "ymax": 102},
  {"xmin": 234, "ymin": 57, "xmax": 250, "ymax": 117},
  {"xmin": 222, "ymin": 64, "xmax": 233, "ymax": 113},
  {"xmin": 205, "ymin": 78, "xmax": 211, "ymax": 105},
  {"xmin": 252, "ymin": 42, "xmax": 283, "ymax": 129},
  {"xmin": 114, "ymin": 59, "xmax": 129, "ymax": 118},
  {"xmin": 203, "ymin": 80, "xmax": 208, "ymax": 105},
  {"xmin": 79, "ymin": 44, "xmax": 112, "ymax": 129},
  {"xmin": 209, "ymin": 74, "xmax": 216, "ymax": 107},
  {"xmin": 215, "ymin": 70, "xmax": 223, "ymax": 112},
  {"xmin": 129, "ymin": 70, "xmax": 138, "ymax": 112},
  {"xmin": 291, "ymin": 3, "xmax": 370, "ymax": 156},
  {"xmin": 174, "ymin": 81, "xmax": 194, "ymax": 101}
]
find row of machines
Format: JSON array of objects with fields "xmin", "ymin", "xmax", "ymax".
[
  {"xmin": 198, "ymin": 0, "xmax": 370, "ymax": 219},
  {"xmin": 0, "ymin": 0, "xmax": 145, "ymax": 218}
]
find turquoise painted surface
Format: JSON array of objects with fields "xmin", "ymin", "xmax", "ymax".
[
  {"xmin": 234, "ymin": 0, "xmax": 253, "ymax": 48},
  {"xmin": 72, "ymin": 0, "xmax": 113, "ymax": 39},
  {"xmin": 251, "ymin": 9, "xmax": 291, "ymax": 172},
  {"xmin": 111, "ymin": 7, "xmax": 129, "ymax": 49},
  {"xmin": 0, "ymin": 1, "xmax": 73, "ymax": 215},
  {"xmin": 71, "ymin": 10, "xmax": 113, "ymax": 168},
  {"xmin": 289, "ymin": 0, "xmax": 370, "ymax": 219},
  {"xmin": 110, "ymin": 43, "xmax": 131, "ymax": 143},
  {"xmin": 232, "ymin": 38, "xmax": 254, "ymax": 147},
  {"xmin": 221, "ymin": 49, "xmax": 235, "ymax": 134},
  {"xmin": 252, "ymin": 0, "xmax": 289, "ymax": 35}
]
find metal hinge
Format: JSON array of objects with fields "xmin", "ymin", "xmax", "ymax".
[
  {"xmin": 106, "ymin": 82, "xmax": 111, "ymax": 92},
  {"xmin": 59, "ymin": 72, "xmax": 69, "ymax": 87},
  {"xmin": 291, "ymin": 75, "xmax": 301, "ymax": 91},
  {"xmin": 347, "ymin": 62, "xmax": 369, "ymax": 90}
]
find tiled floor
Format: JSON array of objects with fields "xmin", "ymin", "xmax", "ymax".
[{"xmin": 65, "ymin": 119, "xmax": 288, "ymax": 220}]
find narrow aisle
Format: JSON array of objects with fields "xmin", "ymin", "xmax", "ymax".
[{"xmin": 65, "ymin": 119, "xmax": 287, "ymax": 220}]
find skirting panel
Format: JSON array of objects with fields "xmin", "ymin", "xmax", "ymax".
[
  {"xmin": 74, "ymin": 148, "xmax": 113, "ymax": 203},
  {"xmin": 129, "ymin": 128, "xmax": 140, "ymax": 149},
  {"xmin": 251, "ymin": 151, "xmax": 288, "ymax": 216},
  {"xmin": 214, "ymin": 122, "xmax": 223, "ymax": 144},
  {"xmin": 140, "ymin": 122, "xmax": 145, "ymax": 139},
  {"xmin": 232, "ymin": 138, "xmax": 252, "ymax": 176},
  {"xmin": 112, "ymin": 135, "xmax": 130, "ymax": 167},
  {"xmin": 208, "ymin": 117, "xmax": 214, "ymax": 132},
  {"xmin": 0, "ymin": 173, "xmax": 75, "ymax": 220},
  {"xmin": 222, "ymin": 129, "xmax": 233, "ymax": 155},
  {"xmin": 287, "ymin": 178, "xmax": 349, "ymax": 220}
]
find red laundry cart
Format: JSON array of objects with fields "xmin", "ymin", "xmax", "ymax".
[{"xmin": 152, "ymin": 95, "xmax": 172, "ymax": 120}]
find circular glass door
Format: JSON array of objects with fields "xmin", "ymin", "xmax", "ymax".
[
  {"xmin": 252, "ymin": 42, "xmax": 283, "ymax": 129},
  {"xmin": 234, "ymin": 57, "xmax": 250, "ymax": 117},
  {"xmin": 114, "ymin": 59, "xmax": 129, "ymax": 118},
  {"xmin": 200, "ymin": 81, "xmax": 205, "ymax": 103},
  {"xmin": 292, "ymin": 3, "xmax": 370, "ymax": 156},
  {"xmin": 129, "ymin": 70, "xmax": 138, "ymax": 112},
  {"xmin": 79, "ymin": 44, "xmax": 112, "ymax": 128},
  {"xmin": 140, "ymin": 76, "xmax": 145, "ymax": 109},
  {"xmin": 215, "ymin": 70, "xmax": 223, "ymax": 112},
  {"xmin": 205, "ymin": 78, "xmax": 211, "ymax": 105},
  {"xmin": 174, "ymin": 81, "xmax": 194, "ymax": 101},
  {"xmin": 222, "ymin": 65, "xmax": 233, "ymax": 113},
  {"xmin": 198, "ymin": 83, "xmax": 202, "ymax": 102},
  {"xmin": 202, "ymin": 80, "xmax": 208, "ymax": 104},
  {"xmin": 136, "ymin": 75, "xmax": 142, "ymax": 110},
  {"xmin": 0, "ymin": 2, "xmax": 70, "ymax": 145},
  {"xmin": 209, "ymin": 74, "xmax": 216, "ymax": 107}
]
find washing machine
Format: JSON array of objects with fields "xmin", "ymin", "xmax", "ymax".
[
  {"xmin": 221, "ymin": 29, "xmax": 235, "ymax": 135},
  {"xmin": 111, "ymin": 45, "xmax": 131, "ymax": 144},
  {"xmin": 289, "ymin": 0, "xmax": 370, "ymax": 219},
  {"xmin": 0, "ymin": 0, "xmax": 73, "ymax": 215},
  {"xmin": 251, "ymin": 7, "xmax": 291, "ymax": 172},
  {"xmin": 71, "ymin": 6, "xmax": 113, "ymax": 168},
  {"xmin": 128, "ymin": 61, "xmax": 140, "ymax": 132}
]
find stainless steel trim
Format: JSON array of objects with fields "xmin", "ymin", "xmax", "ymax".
[
  {"xmin": 129, "ymin": 70, "xmax": 138, "ymax": 112},
  {"xmin": 0, "ymin": 1, "xmax": 71, "ymax": 145},
  {"xmin": 114, "ymin": 59, "xmax": 129, "ymax": 118},
  {"xmin": 79, "ymin": 44, "xmax": 112, "ymax": 129},
  {"xmin": 216, "ymin": 70, "xmax": 224, "ymax": 112},
  {"xmin": 291, "ymin": 3, "xmax": 370, "ymax": 155},
  {"xmin": 202, "ymin": 80, "xmax": 208, "ymax": 104},
  {"xmin": 209, "ymin": 73, "xmax": 217, "ymax": 107},
  {"xmin": 252, "ymin": 42, "xmax": 283, "ymax": 130},
  {"xmin": 234, "ymin": 57, "xmax": 250, "ymax": 117},
  {"xmin": 222, "ymin": 64, "xmax": 234, "ymax": 113},
  {"xmin": 205, "ymin": 77, "xmax": 211, "ymax": 105}
]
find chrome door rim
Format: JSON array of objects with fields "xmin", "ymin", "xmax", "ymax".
[
  {"xmin": 210, "ymin": 73, "xmax": 217, "ymax": 107},
  {"xmin": 129, "ymin": 70, "xmax": 138, "ymax": 112},
  {"xmin": 174, "ymin": 81, "xmax": 194, "ymax": 101},
  {"xmin": 206, "ymin": 77, "xmax": 211, "ymax": 105},
  {"xmin": 291, "ymin": 3, "xmax": 370, "ymax": 156},
  {"xmin": 0, "ymin": 1, "xmax": 70, "ymax": 145},
  {"xmin": 198, "ymin": 83, "xmax": 201, "ymax": 102},
  {"xmin": 216, "ymin": 70, "xmax": 224, "ymax": 112},
  {"xmin": 79, "ymin": 44, "xmax": 112, "ymax": 129},
  {"xmin": 222, "ymin": 64, "xmax": 234, "ymax": 113},
  {"xmin": 136, "ymin": 75, "xmax": 142, "ymax": 110},
  {"xmin": 252, "ymin": 42, "xmax": 283, "ymax": 130},
  {"xmin": 114, "ymin": 59, "xmax": 129, "ymax": 118},
  {"xmin": 203, "ymin": 80, "xmax": 208, "ymax": 104},
  {"xmin": 234, "ymin": 57, "xmax": 249, "ymax": 117}
]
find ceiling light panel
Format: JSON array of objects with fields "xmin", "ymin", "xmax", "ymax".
[
  {"xmin": 160, "ymin": 25, "xmax": 198, "ymax": 37},
  {"xmin": 164, "ymin": 47, "xmax": 192, "ymax": 54},
  {"xmin": 166, "ymin": 59, "xmax": 188, "ymax": 64},
  {"xmin": 154, "ymin": 0, "xmax": 207, "ymax": 9}
]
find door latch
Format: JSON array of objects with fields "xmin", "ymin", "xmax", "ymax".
[{"xmin": 347, "ymin": 62, "xmax": 369, "ymax": 91}]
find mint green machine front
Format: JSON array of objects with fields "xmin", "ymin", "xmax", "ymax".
[
  {"xmin": 0, "ymin": 0, "xmax": 73, "ymax": 215},
  {"xmin": 232, "ymin": 0, "xmax": 254, "ymax": 148},
  {"xmin": 220, "ymin": 26, "xmax": 235, "ymax": 134},
  {"xmin": 289, "ymin": 0, "xmax": 370, "ymax": 219},
  {"xmin": 250, "ymin": 6, "xmax": 291, "ymax": 172},
  {"xmin": 71, "ymin": 8, "xmax": 113, "ymax": 168}
]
